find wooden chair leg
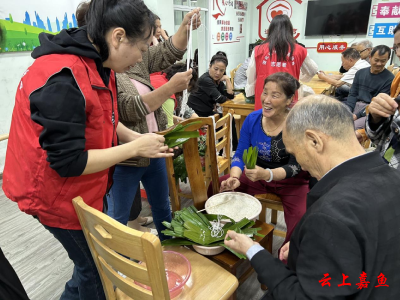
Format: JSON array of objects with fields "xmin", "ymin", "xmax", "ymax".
[
  {"xmin": 271, "ymin": 209, "xmax": 277, "ymax": 225},
  {"xmin": 260, "ymin": 203, "xmax": 267, "ymax": 223}
]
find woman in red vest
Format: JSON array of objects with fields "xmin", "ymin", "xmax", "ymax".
[
  {"xmin": 2, "ymin": 1, "xmax": 178, "ymax": 299},
  {"xmin": 246, "ymin": 15, "xmax": 317, "ymax": 110}
]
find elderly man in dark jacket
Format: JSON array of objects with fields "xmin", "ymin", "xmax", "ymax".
[{"xmin": 225, "ymin": 95, "xmax": 400, "ymax": 300}]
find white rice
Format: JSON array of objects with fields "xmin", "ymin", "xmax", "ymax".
[{"xmin": 205, "ymin": 192, "xmax": 261, "ymax": 222}]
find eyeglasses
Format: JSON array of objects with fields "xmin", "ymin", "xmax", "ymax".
[{"xmin": 358, "ymin": 48, "xmax": 369, "ymax": 54}]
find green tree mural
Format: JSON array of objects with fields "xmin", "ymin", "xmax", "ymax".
[
  {"xmin": 9, "ymin": 14, "xmax": 13, "ymax": 23},
  {"xmin": 24, "ymin": 28, "xmax": 28, "ymax": 35}
]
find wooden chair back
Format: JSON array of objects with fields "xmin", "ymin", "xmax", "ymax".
[
  {"xmin": 72, "ymin": 197, "xmax": 170, "ymax": 300},
  {"xmin": 158, "ymin": 117, "xmax": 220, "ymax": 211},
  {"xmin": 230, "ymin": 63, "xmax": 242, "ymax": 87},
  {"xmin": 203, "ymin": 113, "xmax": 232, "ymax": 189},
  {"xmin": 0, "ymin": 133, "xmax": 9, "ymax": 142}
]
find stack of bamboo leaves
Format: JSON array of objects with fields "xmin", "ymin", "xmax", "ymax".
[
  {"xmin": 161, "ymin": 205, "xmax": 264, "ymax": 259},
  {"xmin": 243, "ymin": 146, "xmax": 258, "ymax": 169},
  {"xmin": 164, "ymin": 121, "xmax": 201, "ymax": 148}
]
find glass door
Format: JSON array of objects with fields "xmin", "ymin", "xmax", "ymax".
[{"xmin": 173, "ymin": 2, "xmax": 209, "ymax": 76}]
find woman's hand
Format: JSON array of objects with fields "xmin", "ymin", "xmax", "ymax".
[
  {"xmin": 279, "ymin": 242, "xmax": 290, "ymax": 261},
  {"xmin": 221, "ymin": 75, "xmax": 230, "ymax": 82},
  {"xmin": 245, "ymin": 166, "xmax": 270, "ymax": 182},
  {"xmin": 184, "ymin": 8, "xmax": 202, "ymax": 31},
  {"xmin": 220, "ymin": 177, "xmax": 240, "ymax": 192},
  {"xmin": 168, "ymin": 69, "xmax": 193, "ymax": 94},
  {"xmin": 133, "ymin": 133, "xmax": 174, "ymax": 158}
]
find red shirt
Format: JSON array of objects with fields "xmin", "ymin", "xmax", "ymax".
[{"xmin": 254, "ymin": 43, "xmax": 307, "ymax": 110}]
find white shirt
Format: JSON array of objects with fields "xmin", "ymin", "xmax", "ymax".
[
  {"xmin": 245, "ymin": 48, "xmax": 318, "ymax": 97},
  {"xmin": 340, "ymin": 59, "xmax": 371, "ymax": 85}
]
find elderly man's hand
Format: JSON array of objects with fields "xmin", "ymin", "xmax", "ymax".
[
  {"xmin": 369, "ymin": 93, "xmax": 398, "ymax": 123},
  {"xmin": 279, "ymin": 242, "xmax": 290, "ymax": 261},
  {"xmin": 224, "ymin": 230, "xmax": 258, "ymax": 255},
  {"xmin": 245, "ymin": 166, "xmax": 270, "ymax": 182}
]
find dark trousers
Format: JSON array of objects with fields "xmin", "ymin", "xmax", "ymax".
[
  {"xmin": 129, "ymin": 186, "xmax": 142, "ymax": 221},
  {"xmin": 44, "ymin": 225, "xmax": 105, "ymax": 300},
  {"xmin": 335, "ymin": 85, "xmax": 351, "ymax": 101},
  {"xmin": 0, "ymin": 247, "xmax": 29, "ymax": 300}
]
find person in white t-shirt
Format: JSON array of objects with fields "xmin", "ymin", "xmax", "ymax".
[{"xmin": 318, "ymin": 48, "xmax": 370, "ymax": 101}]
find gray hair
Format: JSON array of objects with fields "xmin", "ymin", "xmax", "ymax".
[
  {"xmin": 356, "ymin": 39, "xmax": 373, "ymax": 49},
  {"xmin": 342, "ymin": 48, "xmax": 360, "ymax": 60},
  {"xmin": 285, "ymin": 95, "xmax": 355, "ymax": 140}
]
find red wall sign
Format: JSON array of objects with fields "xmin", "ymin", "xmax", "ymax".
[{"xmin": 317, "ymin": 42, "xmax": 347, "ymax": 53}]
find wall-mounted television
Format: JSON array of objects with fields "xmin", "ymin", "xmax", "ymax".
[{"xmin": 305, "ymin": 0, "xmax": 372, "ymax": 36}]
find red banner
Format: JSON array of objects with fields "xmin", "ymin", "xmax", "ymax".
[{"xmin": 317, "ymin": 42, "xmax": 347, "ymax": 53}]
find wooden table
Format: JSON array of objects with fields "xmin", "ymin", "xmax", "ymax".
[
  {"xmin": 220, "ymin": 93, "xmax": 254, "ymax": 139},
  {"xmin": 221, "ymin": 72, "xmax": 340, "ymax": 136},
  {"xmin": 207, "ymin": 220, "xmax": 274, "ymax": 299},
  {"xmin": 163, "ymin": 246, "xmax": 239, "ymax": 300},
  {"xmin": 305, "ymin": 72, "xmax": 341, "ymax": 94}
]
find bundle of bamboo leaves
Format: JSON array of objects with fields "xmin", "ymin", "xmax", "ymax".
[
  {"xmin": 161, "ymin": 205, "xmax": 264, "ymax": 259},
  {"xmin": 243, "ymin": 146, "xmax": 258, "ymax": 169},
  {"xmin": 164, "ymin": 121, "xmax": 201, "ymax": 148}
]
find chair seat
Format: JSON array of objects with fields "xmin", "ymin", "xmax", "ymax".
[{"xmin": 255, "ymin": 193, "xmax": 282, "ymax": 205}]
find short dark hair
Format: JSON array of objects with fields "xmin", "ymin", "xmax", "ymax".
[
  {"xmin": 342, "ymin": 48, "xmax": 360, "ymax": 60},
  {"xmin": 86, "ymin": 0, "xmax": 154, "ymax": 62},
  {"xmin": 371, "ymin": 45, "xmax": 391, "ymax": 60},
  {"xmin": 394, "ymin": 22, "xmax": 400, "ymax": 35},
  {"xmin": 210, "ymin": 51, "xmax": 228, "ymax": 67},
  {"xmin": 263, "ymin": 72, "xmax": 300, "ymax": 99},
  {"xmin": 76, "ymin": 1, "xmax": 90, "ymax": 27}
]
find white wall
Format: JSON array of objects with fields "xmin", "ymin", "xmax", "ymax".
[
  {"xmin": 209, "ymin": 0, "xmax": 252, "ymax": 74},
  {"xmin": 0, "ymin": 52, "xmax": 33, "ymax": 173},
  {"xmin": 249, "ymin": 0, "xmax": 396, "ymax": 71}
]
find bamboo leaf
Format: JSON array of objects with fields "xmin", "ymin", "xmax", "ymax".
[{"xmin": 165, "ymin": 131, "xmax": 200, "ymax": 140}]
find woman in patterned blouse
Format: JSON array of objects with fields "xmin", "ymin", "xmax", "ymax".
[{"xmin": 218, "ymin": 72, "xmax": 310, "ymax": 246}]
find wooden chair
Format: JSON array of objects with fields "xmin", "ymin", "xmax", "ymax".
[
  {"xmin": 204, "ymin": 113, "xmax": 232, "ymax": 189},
  {"xmin": 0, "ymin": 133, "xmax": 9, "ymax": 142},
  {"xmin": 160, "ymin": 117, "xmax": 220, "ymax": 211},
  {"xmin": 72, "ymin": 196, "xmax": 238, "ymax": 300},
  {"xmin": 254, "ymin": 193, "xmax": 286, "ymax": 238},
  {"xmin": 230, "ymin": 63, "xmax": 242, "ymax": 88},
  {"xmin": 159, "ymin": 119, "xmax": 274, "ymax": 295},
  {"xmin": 355, "ymin": 105, "xmax": 372, "ymax": 149}
]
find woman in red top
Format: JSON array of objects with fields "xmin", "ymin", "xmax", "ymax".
[
  {"xmin": 246, "ymin": 15, "xmax": 317, "ymax": 110},
  {"xmin": 3, "ymin": 1, "xmax": 177, "ymax": 299}
]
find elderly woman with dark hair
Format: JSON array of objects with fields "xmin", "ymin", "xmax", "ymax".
[{"xmin": 216, "ymin": 72, "xmax": 310, "ymax": 247}]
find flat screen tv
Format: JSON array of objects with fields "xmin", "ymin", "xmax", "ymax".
[{"xmin": 305, "ymin": 0, "xmax": 372, "ymax": 36}]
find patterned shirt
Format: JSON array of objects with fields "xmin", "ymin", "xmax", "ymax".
[
  {"xmin": 231, "ymin": 109, "xmax": 301, "ymax": 178},
  {"xmin": 366, "ymin": 111, "xmax": 400, "ymax": 169}
]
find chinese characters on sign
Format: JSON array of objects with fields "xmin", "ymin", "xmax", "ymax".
[
  {"xmin": 319, "ymin": 273, "xmax": 389, "ymax": 289},
  {"xmin": 372, "ymin": 23, "xmax": 398, "ymax": 38},
  {"xmin": 317, "ymin": 42, "xmax": 347, "ymax": 53},
  {"xmin": 375, "ymin": 3, "xmax": 400, "ymax": 18}
]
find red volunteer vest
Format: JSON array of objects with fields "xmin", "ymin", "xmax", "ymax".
[
  {"xmin": 2, "ymin": 54, "xmax": 118, "ymax": 230},
  {"xmin": 254, "ymin": 43, "xmax": 307, "ymax": 110}
]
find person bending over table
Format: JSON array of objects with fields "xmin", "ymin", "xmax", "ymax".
[{"xmin": 215, "ymin": 72, "xmax": 310, "ymax": 246}]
